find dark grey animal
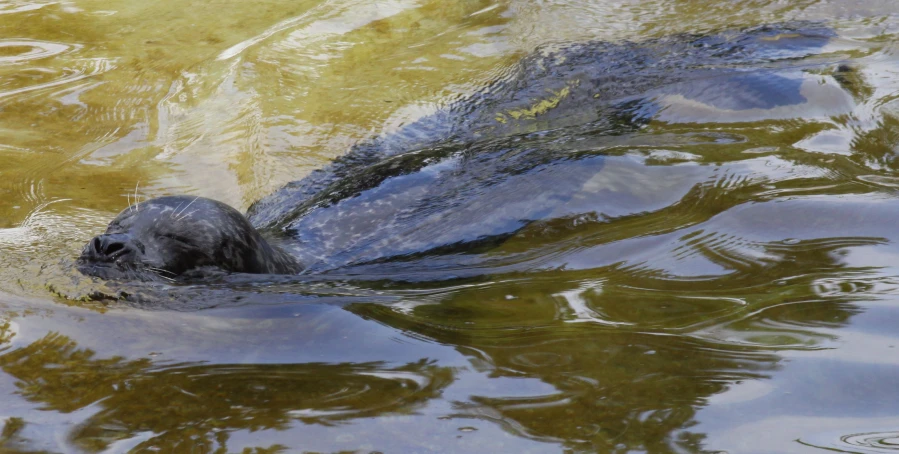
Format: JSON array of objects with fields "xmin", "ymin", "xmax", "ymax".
[
  {"xmin": 79, "ymin": 196, "xmax": 301, "ymax": 280},
  {"xmin": 78, "ymin": 24, "xmax": 841, "ymax": 281}
]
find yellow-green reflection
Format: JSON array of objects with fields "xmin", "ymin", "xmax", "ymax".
[{"xmin": 0, "ymin": 0, "xmax": 517, "ymax": 299}]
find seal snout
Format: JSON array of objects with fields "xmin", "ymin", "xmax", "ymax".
[{"xmin": 82, "ymin": 233, "xmax": 143, "ymax": 263}]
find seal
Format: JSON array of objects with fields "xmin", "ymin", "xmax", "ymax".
[
  {"xmin": 78, "ymin": 23, "xmax": 843, "ymax": 281},
  {"xmin": 77, "ymin": 196, "xmax": 300, "ymax": 280}
]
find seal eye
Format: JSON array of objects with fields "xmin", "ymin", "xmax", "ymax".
[{"xmin": 162, "ymin": 233, "xmax": 193, "ymax": 246}]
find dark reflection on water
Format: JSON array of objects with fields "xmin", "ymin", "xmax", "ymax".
[
  {"xmin": 0, "ymin": 240, "xmax": 867, "ymax": 452},
  {"xmin": 347, "ymin": 258, "xmax": 863, "ymax": 451},
  {"xmin": 0, "ymin": 331, "xmax": 453, "ymax": 451},
  {"xmin": 0, "ymin": 254, "xmax": 868, "ymax": 453},
  {"xmin": 15, "ymin": 231, "xmax": 866, "ymax": 451}
]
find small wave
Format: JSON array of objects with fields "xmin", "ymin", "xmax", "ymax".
[
  {"xmin": 857, "ymin": 175, "xmax": 899, "ymax": 188},
  {"xmin": 0, "ymin": 39, "xmax": 78, "ymax": 64},
  {"xmin": 0, "ymin": 2, "xmax": 49, "ymax": 15},
  {"xmin": 0, "ymin": 58, "xmax": 111, "ymax": 102},
  {"xmin": 801, "ymin": 430, "xmax": 899, "ymax": 453}
]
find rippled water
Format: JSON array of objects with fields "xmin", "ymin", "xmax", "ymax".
[{"xmin": 5, "ymin": 0, "xmax": 899, "ymax": 452}]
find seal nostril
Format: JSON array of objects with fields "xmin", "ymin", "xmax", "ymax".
[
  {"xmin": 92, "ymin": 233, "xmax": 135, "ymax": 260},
  {"xmin": 91, "ymin": 237, "xmax": 103, "ymax": 254},
  {"xmin": 103, "ymin": 241, "xmax": 125, "ymax": 256}
]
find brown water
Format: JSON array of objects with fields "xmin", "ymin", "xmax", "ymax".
[{"xmin": 4, "ymin": 0, "xmax": 899, "ymax": 452}]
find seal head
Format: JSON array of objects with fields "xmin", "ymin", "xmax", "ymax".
[{"xmin": 78, "ymin": 196, "xmax": 301, "ymax": 280}]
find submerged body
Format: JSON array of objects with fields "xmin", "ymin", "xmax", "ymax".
[{"xmin": 78, "ymin": 24, "xmax": 846, "ymax": 280}]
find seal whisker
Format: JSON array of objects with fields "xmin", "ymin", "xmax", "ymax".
[
  {"xmin": 145, "ymin": 265, "xmax": 175, "ymax": 275},
  {"xmin": 134, "ymin": 180, "xmax": 141, "ymax": 212},
  {"xmin": 176, "ymin": 209, "xmax": 199, "ymax": 222},
  {"xmin": 146, "ymin": 267, "xmax": 176, "ymax": 282},
  {"xmin": 170, "ymin": 203, "xmax": 184, "ymax": 219},
  {"xmin": 146, "ymin": 266, "xmax": 176, "ymax": 277},
  {"xmin": 175, "ymin": 196, "xmax": 200, "ymax": 220}
]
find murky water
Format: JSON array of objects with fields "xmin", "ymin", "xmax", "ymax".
[{"xmin": 5, "ymin": 0, "xmax": 899, "ymax": 452}]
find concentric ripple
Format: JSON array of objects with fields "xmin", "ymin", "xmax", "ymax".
[
  {"xmin": 802, "ymin": 431, "xmax": 899, "ymax": 453},
  {"xmin": 0, "ymin": 39, "xmax": 77, "ymax": 64}
]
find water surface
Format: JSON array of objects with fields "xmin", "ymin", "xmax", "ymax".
[{"xmin": 3, "ymin": 0, "xmax": 899, "ymax": 452}]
